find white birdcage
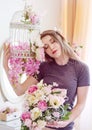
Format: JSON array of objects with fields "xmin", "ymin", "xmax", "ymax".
[{"xmin": 9, "ymin": 4, "xmax": 40, "ymax": 58}]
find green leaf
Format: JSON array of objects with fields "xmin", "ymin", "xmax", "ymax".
[{"xmin": 21, "ymin": 125, "xmax": 29, "ymax": 130}]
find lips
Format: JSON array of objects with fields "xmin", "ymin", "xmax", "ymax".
[{"xmin": 52, "ymin": 50, "xmax": 57, "ymax": 54}]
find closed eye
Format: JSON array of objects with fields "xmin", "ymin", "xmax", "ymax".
[
  {"xmin": 44, "ymin": 44, "xmax": 49, "ymax": 49},
  {"xmin": 50, "ymin": 38, "xmax": 55, "ymax": 44}
]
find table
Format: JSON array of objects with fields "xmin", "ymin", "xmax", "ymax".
[{"xmin": 0, "ymin": 118, "xmax": 21, "ymax": 130}]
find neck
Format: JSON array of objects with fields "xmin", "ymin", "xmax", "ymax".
[{"xmin": 55, "ymin": 55, "xmax": 69, "ymax": 65}]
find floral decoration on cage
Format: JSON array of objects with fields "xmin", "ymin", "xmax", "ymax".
[
  {"xmin": 8, "ymin": 2, "xmax": 44, "ymax": 87},
  {"xmin": 21, "ymin": 80, "xmax": 71, "ymax": 130}
]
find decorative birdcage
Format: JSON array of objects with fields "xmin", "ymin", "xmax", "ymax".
[
  {"xmin": 9, "ymin": 4, "xmax": 41, "ymax": 58},
  {"xmin": 5, "ymin": 1, "xmax": 45, "ymax": 88}
]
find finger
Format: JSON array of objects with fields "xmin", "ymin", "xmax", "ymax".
[
  {"xmin": 4, "ymin": 45, "xmax": 11, "ymax": 55},
  {"xmin": 5, "ymin": 48, "xmax": 10, "ymax": 54},
  {"xmin": 47, "ymin": 121, "xmax": 54, "ymax": 125},
  {"xmin": 46, "ymin": 124, "xmax": 54, "ymax": 127},
  {"xmin": 3, "ymin": 43, "xmax": 10, "ymax": 52},
  {"xmin": 46, "ymin": 124, "xmax": 60, "ymax": 129}
]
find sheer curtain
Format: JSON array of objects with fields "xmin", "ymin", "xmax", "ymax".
[
  {"xmin": 80, "ymin": 0, "xmax": 92, "ymax": 129},
  {"xmin": 60, "ymin": 0, "xmax": 92, "ymax": 130},
  {"xmin": 60, "ymin": 0, "xmax": 90, "ymax": 59}
]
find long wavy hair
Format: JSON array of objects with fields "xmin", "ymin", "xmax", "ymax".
[{"xmin": 40, "ymin": 30, "xmax": 79, "ymax": 62}]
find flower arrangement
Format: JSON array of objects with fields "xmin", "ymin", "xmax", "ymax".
[
  {"xmin": 8, "ymin": 42, "xmax": 44, "ymax": 87},
  {"xmin": 22, "ymin": 5, "xmax": 40, "ymax": 26},
  {"xmin": 21, "ymin": 80, "xmax": 71, "ymax": 130}
]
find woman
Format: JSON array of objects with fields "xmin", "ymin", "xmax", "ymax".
[{"xmin": 3, "ymin": 30, "xmax": 90, "ymax": 130}]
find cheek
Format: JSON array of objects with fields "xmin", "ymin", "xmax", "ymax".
[
  {"xmin": 57, "ymin": 44, "xmax": 62, "ymax": 51},
  {"xmin": 45, "ymin": 49, "xmax": 52, "ymax": 56}
]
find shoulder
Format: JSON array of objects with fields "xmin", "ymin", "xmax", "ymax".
[
  {"xmin": 39, "ymin": 61, "xmax": 53, "ymax": 68},
  {"xmin": 69, "ymin": 59, "xmax": 90, "ymax": 78},
  {"xmin": 70, "ymin": 58, "xmax": 89, "ymax": 70},
  {"xmin": 70, "ymin": 59, "xmax": 90, "ymax": 81},
  {"xmin": 70, "ymin": 59, "xmax": 90, "ymax": 86},
  {"xmin": 39, "ymin": 61, "xmax": 48, "ymax": 68}
]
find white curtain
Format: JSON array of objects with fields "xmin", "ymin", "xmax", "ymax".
[{"xmin": 60, "ymin": 0, "xmax": 92, "ymax": 130}]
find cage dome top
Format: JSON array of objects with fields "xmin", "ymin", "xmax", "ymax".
[
  {"xmin": 9, "ymin": 5, "xmax": 41, "ymax": 58},
  {"xmin": 10, "ymin": 5, "xmax": 41, "ymax": 30}
]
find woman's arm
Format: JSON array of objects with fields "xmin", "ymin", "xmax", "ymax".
[
  {"xmin": 14, "ymin": 76, "xmax": 38, "ymax": 96},
  {"xmin": 47, "ymin": 86, "xmax": 89, "ymax": 128},
  {"xmin": 3, "ymin": 43, "xmax": 10, "ymax": 75},
  {"xmin": 3, "ymin": 43, "xmax": 38, "ymax": 96},
  {"xmin": 68, "ymin": 86, "xmax": 89, "ymax": 123}
]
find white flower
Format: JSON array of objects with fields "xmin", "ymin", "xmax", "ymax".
[
  {"xmin": 53, "ymin": 82, "xmax": 58, "ymax": 87},
  {"xmin": 37, "ymin": 120, "xmax": 46, "ymax": 128},
  {"xmin": 31, "ymin": 107, "xmax": 42, "ymax": 120},
  {"xmin": 60, "ymin": 89, "xmax": 67, "ymax": 98},
  {"xmin": 36, "ymin": 47, "xmax": 45, "ymax": 62},
  {"xmin": 27, "ymin": 95, "xmax": 38, "ymax": 105},
  {"xmin": 46, "ymin": 116, "xmax": 52, "ymax": 121},
  {"xmin": 34, "ymin": 89, "xmax": 46, "ymax": 101},
  {"xmin": 49, "ymin": 95, "xmax": 62, "ymax": 108},
  {"xmin": 41, "ymin": 86, "xmax": 52, "ymax": 95}
]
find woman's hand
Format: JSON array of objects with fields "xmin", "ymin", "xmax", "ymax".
[
  {"xmin": 46, "ymin": 120, "xmax": 70, "ymax": 128},
  {"xmin": 3, "ymin": 43, "xmax": 11, "ymax": 71}
]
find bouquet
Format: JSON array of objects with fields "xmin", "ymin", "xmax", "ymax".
[{"xmin": 21, "ymin": 80, "xmax": 71, "ymax": 130}]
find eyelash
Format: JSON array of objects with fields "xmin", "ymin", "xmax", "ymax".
[
  {"xmin": 44, "ymin": 45, "xmax": 49, "ymax": 49},
  {"xmin": 44, "ymin": 40, "xmax": 55, "ymax": 49}
]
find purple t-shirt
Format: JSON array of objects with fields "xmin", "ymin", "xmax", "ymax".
[{"xmin": 37, "ymin": 58, "xmax": 90, "ymax": 108}]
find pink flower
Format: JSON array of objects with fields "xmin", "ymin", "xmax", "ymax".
[
  {"xmin": 36, "ymin": 47, "xmax": 45, "ymax": 62},
  {"xmin": 24, "ymin": 119, "xmax": 32, "ymax": 128},
  {"xmin": 21, "ymin": 112, "xmax": 31, "ymax": 121},
  {"xmin": 30, "ymin": 14, "xmax": 40, "ymax": 25},
  {"xmin": 25, "ymin": 59, "xmax": 40, "ymax": 76},
  {"xmin": 52, "ymin": 112, "xmax": 60, "ymax": 118},
  {"xmin": 37, "ymin": 100, "xmax": 47, "ymax": 111},
  {"xmin": 28, "ymin": 85, "xmax": 38, "ymax": 94}
]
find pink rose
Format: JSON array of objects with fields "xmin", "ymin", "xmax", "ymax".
[
  {"xmin": 30, "ymin": 14, "xmax": 39, "ymax": 25},
  {"xmin": 21, "ymin": 112, "xmax": 31, "ymax": 121},
  {"xmin": 28, "ymin": 85, "xmax": 38, "ymax": 94},
  {"xmin": 37, "ymin": 100, "xmax": 47, "ymax": 111},
  {"xmin": 24, "ymin": 119, "xmax": 32, "ymax": 127}
]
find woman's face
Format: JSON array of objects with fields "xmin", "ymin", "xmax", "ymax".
[{"xmin": 42, "ymin": 35, "xmax": 62, "ymax": 59}]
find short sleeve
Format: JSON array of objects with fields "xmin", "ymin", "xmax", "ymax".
[
  {"xmin": 77, "ymin": 64, "xmax": 90, "ymax": 87},
  {"xmin": 36, "ymin": 62, "xmax": 45, "ymax": 82}
]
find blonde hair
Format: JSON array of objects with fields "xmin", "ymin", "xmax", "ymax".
[{"xmin": 40, "ymin": 30, "xmax": 79, "ymax": 61}]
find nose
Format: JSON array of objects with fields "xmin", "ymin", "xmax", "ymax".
[{"xmin": 49, "ymin": 44, "xmax": 54, "ymax": 50}]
